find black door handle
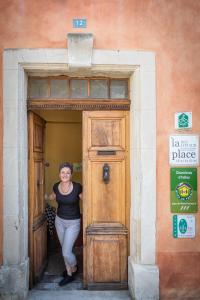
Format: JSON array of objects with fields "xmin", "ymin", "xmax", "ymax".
[{"xmin": 103, "ymin": 164, "xmax": 110, "ymax": 184}]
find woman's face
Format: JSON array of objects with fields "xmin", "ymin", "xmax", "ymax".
[{"xmin": 59, "ymin": 167, "xmax": 72, "ymax": 183}]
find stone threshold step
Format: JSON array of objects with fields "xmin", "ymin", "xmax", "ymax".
[{"xmin": 28, "ymin": 290, "xmax": 132, "ymax": 300}]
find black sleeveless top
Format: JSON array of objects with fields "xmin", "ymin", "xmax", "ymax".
[{"xmin": 53, "ymin": 181, "xmax": 82, "ymax": 220}]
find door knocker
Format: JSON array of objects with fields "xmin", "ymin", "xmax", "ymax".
[{"xmin": 103, "ymin": 163, "xmax": 110, "ymax": 184}]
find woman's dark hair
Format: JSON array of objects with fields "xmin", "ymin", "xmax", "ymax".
[{"xmin": 59, "ymin": 162, "xmax": 73, "ymax": 174}]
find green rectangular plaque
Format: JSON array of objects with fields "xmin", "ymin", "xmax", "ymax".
[
  {"xmin": 170, "ymin": 167, "xmax": 197, "ymax": 213},
  {"xmin": 173, "ymin": 215, "xmax": 195, "ymax": 238}
]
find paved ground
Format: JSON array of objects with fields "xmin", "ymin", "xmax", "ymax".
[{"xmin": 28, "ymin": 290, "xmax": 132, "ymax": 300}]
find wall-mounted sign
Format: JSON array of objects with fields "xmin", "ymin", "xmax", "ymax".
[
  {"xmin": 170, "ymin": 168, "xmax": 197, "ymax": 213},
  {"xmin": 173, "ymin": 215, "xmax": 195, "ymax": 238},
  {"xmin": 73, "ymin": 162, "xmax": 82, "ymax": 172},
  {"xmin": 169, "ymin": 135, "xmax": 199, "ymax": 165},
  {"xmin": 175, "ymin": 112, "xmax": 192, "ymax": 130},
  {"xmin": 73, "ymin": 19, "xmax": 87, "ymax": 28}
]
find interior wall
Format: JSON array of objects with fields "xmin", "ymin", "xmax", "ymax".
[{"xmin": 36, "ymin": 110, "xmax": 82, "ymax": 208}]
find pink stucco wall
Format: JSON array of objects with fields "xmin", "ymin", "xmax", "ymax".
[{"xmin": 0, "ymin": 0, "xmax": 200, "ymax": 298}]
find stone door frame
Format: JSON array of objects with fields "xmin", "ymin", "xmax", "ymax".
[{"xmin": 2, "ymin": 48, "xmax": 159, "ymax": 299}]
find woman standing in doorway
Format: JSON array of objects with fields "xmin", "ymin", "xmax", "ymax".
[{"xmin": 48, "ymin": 162, "xmax": 82, "ymax": 286}]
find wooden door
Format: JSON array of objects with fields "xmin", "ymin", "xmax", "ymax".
[
  {"xmin": 28, "ymin": 111, "xmax": 47, "ymax": 287},
  {"xmin": 83, "ymin": 111, "xmax": 130, "ymax": 290}
]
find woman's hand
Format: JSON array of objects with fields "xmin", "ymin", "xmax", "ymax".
[
  {"xmin": 45, "ymin": 192, "xmax": 56, "ymax": 201},
  {"xmin": 79, "ymin": 193, "xmax": 82, "ymax": 200}
]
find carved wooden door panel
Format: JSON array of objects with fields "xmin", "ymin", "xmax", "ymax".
[
  {"xmin": 28, "ymin": 111, "xmax": 47, "ymax": 287},
  {"xmin": 83, "ymin": 111, "xmax": 129, "ymax": 289}
]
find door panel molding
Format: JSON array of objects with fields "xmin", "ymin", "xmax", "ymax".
[
  {"xmin": 86, "ymin": 223, "xmax": 128, "ymax": 289},
  {"xmin": 89, "ymin": 160, "xmax": 126, "ymax": 224},
  {"xmin": 33, "ymin": 222, "xmax": 47, "ymax": 281},
  {"xmin": 83, "ymin": 111, "xmax": 129, "ymax": 289}
]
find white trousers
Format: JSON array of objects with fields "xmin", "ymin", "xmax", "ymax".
[{"xmin": 55, "ymin": 215, "xmax": 80, "ymax": 268}]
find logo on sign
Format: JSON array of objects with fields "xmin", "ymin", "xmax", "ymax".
[
  {"xmin": 175, "ymin": 182, "xmax": 192, "ymax": 201},
  {"xmin": 178, "ymin": 113, "xmax": 189, "ymax": 128},
  {"xmin": 179, "ymin": 219, "xmax": 187, "ymax": 234},
  {"xmin": 175, "ymin": 112, "xmax": 192, "ymax": 130},
  {"xmin": 169, "ymin": 135, "xmax": 199, "ymax": 166}
]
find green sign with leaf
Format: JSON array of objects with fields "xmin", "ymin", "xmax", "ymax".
[
  {"xmin": 178, "ymin": 113, "xmax": 189, "ymax": 128},
  {"xmin": 175, "ymin": 112, "xmax": 192, "ymax": 129},
  {"xmin": 170, "ymin": 168, "xmax": 197, "ymax": 213}
]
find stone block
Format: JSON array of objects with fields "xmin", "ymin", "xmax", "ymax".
[
  {"xmin": 3, "ymin": 185, "xmax": 19, "ymax": 216},
  {"xmin": 128, "ymin": 258, "xmax": 159, "ymax": 300},
  {"xmin": 3, "ymin": 147, "xmax": 19, "ymax": 193},
  {"xmin": 140, "ymin": 71, "xmax": 156, "ymax": 110},
  {"xmin": 140, "ymin": 110, "xmax": 156, "ymax": 149},
  {"xmin": 3, "ymin": 69, "xmax": 19, "ymax": 104},
  {"xmin": 0, "ymin": 260, "xmax": 29, "ymax": 300},
  {"xmin": 67, "ymin": 33, "xmax": 93, "ymax": 67},
  {"xmin": 45, "ymin": 49, "xmax": 68, "ymax": 64},
  {"xmin": 3, "ymin": 49, "xmax": 23, "ymax": 70},
  {"xmin": 3, "ymin": 216, "xmax": 21, "ymax": 264},
  {"xmin": 3, "ymin": 108, "xmax": 18, "ymax": 147}
]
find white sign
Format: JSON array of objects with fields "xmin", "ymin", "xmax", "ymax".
[
  {"xmin": 173, "ymin": 215, "xmax": 195, "ymax": 238},
  {"xmin": 169, "ymin": 135, "xmax": 199, "ymax": 165},
  {"xmin": 175, "ymin": 112, "xmax": 192, "ymax": 130}
]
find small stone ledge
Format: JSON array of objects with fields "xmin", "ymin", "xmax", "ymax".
[
  {"xmin": 67, "ymin": 33, "xmax": 93, "ymax": 68},
  {"xmin": 128, "ymin": 257, "xmax": 159, "ymax": 300},
  {"xmin": 0, "ymin": 259, "xmax": 29, "ymax": 300}
]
